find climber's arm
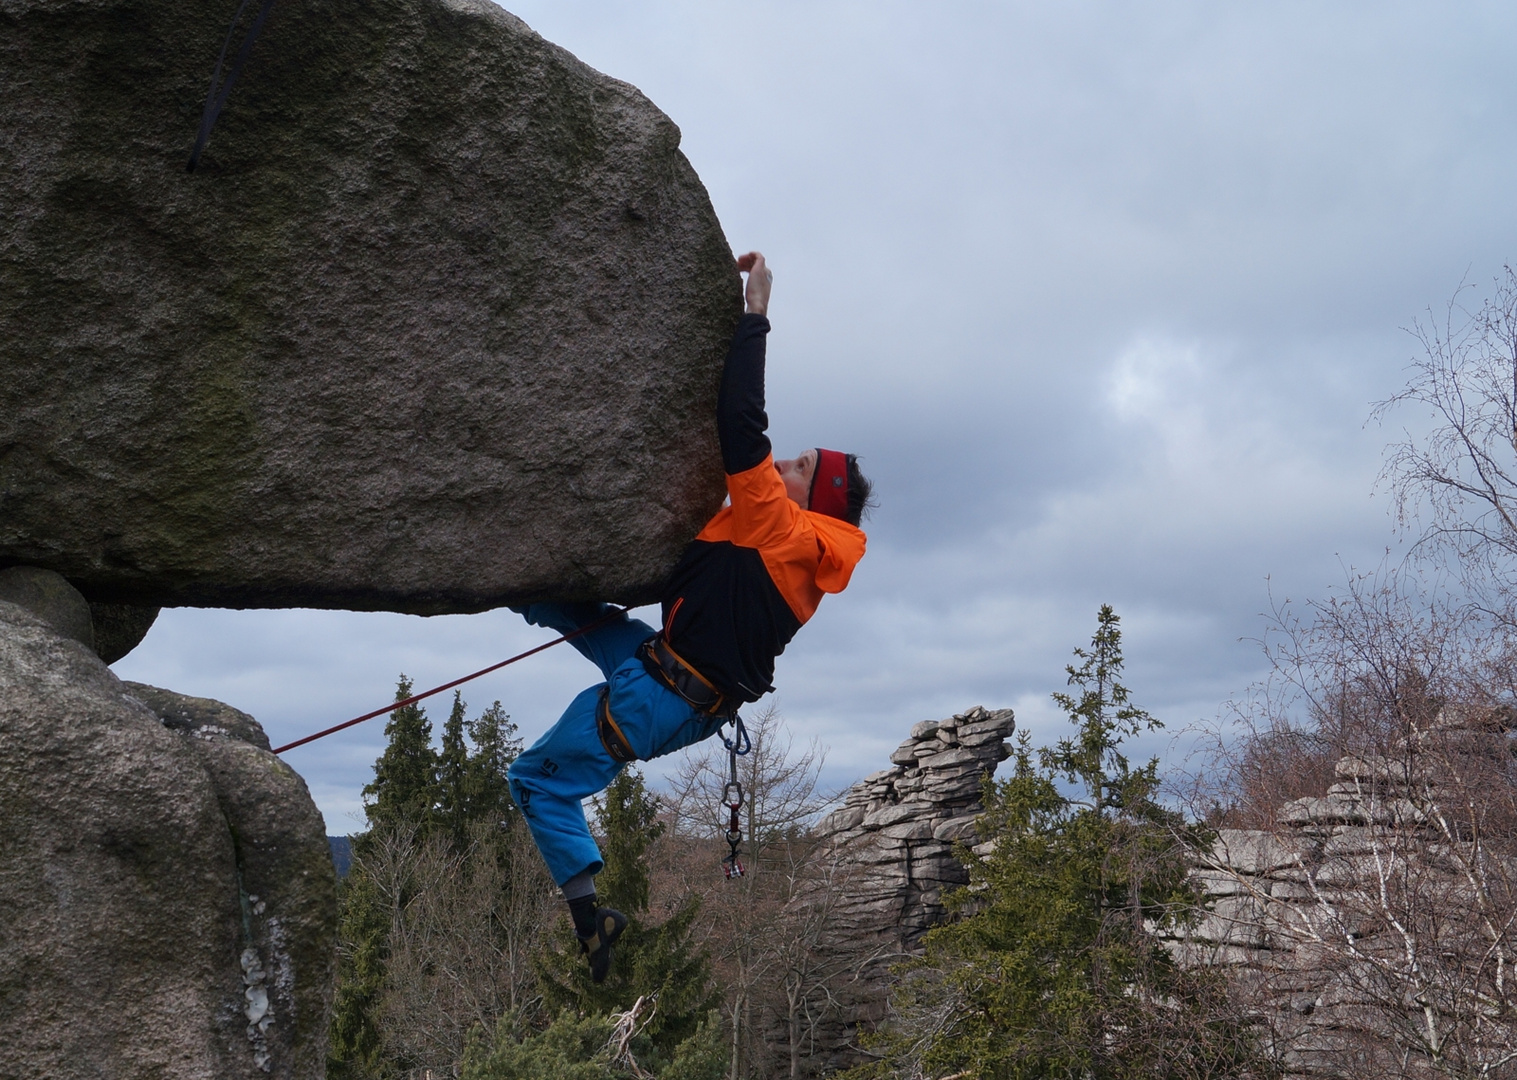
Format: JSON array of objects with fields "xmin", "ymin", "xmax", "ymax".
[
  {"xmin": 716, "ymin": 312, "xmax": 772, "ymax": 475},
  {"xmin": 715, "ymin": 253, "xmax": 799, "ymax": 547},
  {"xmin": 718, "ymin": 252, "xmax": 775, "ymax": 474}
]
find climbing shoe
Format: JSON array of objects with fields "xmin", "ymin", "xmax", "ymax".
[{"xmin": 577, "ymin": 906, "xmax": 627, "ymax": 984}]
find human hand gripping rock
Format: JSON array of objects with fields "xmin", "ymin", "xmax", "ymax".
[{"xmin": 737, "ymin": 251, "xmax": 772, "ymax": 315}]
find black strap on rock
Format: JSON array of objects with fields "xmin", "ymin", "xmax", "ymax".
[{"xmin": 186, "ymin": 0, "xmax": 280, "ymax": 172}]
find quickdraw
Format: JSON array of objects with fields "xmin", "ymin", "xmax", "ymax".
[{"xmin": 719, "ymin": 714, "xmax": 751, "ymax": 879}]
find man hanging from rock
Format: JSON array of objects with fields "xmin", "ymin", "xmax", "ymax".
[{"xmin": 506, "ymin": 251, "xmax": 872, "ymax": 983}]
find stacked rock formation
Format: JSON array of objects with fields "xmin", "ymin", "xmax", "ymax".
[
  {"xmin": 1, "ymin": 0, "xmax": 739, "ymax": 614},
  {"xmin": 1178, "ymin": 709, "xmax": 1517, "ymax": 1079},
  {"xmin": 796, "ymin": 706, "xmax": 1015, "ymax": 1074},
  {"xmin": 0, "ymin": 572, "xmax": 336, "ymax": 1079}
]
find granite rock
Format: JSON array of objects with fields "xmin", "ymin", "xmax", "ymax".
[
  {"xmin": 780, "ymin": 705, "xmax": 1015, "ymax": 1074},
  {"xmin": 0, "ymin": 566, "xmax": 94, "ymax": 651},
  {"xmin": 90, "ymin": 603, "xmax": 162, "ymax": 664},
  {"xmin": 0, "ymin": 0, "xmax": 738, "ymax": 614},
  {"xmin": 0, "ymin": 601, "xmax": 336, "ymax": 1078}
]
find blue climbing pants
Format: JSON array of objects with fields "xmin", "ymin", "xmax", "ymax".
[{"xmin": 506, "ymin": 603, "xmax": 726, "ymax": 887}]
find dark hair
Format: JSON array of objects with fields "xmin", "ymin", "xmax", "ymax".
[{"xmin": 844, "ymin": 454, "xmax": 875, "ymax": 527}]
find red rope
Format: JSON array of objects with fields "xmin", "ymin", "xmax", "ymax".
[{"xmin": 272, "ymin": 606, "xmax": 630, "ymax": 755}]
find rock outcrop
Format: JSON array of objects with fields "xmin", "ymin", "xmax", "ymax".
[
  {"xmin": 0, "ymin": 0, "xmax": 739, "ymax": 614},
  {"xmin": 795, "ymin": 706, "xmax": 1015, "ymax": 1074},
  {"xmin": 1179, "ymin": 709, "xmax": 1517, "ymax": 1079},
  {"xmin": 0, "ymin": 585, "xmax": 336, "ymax": 1078}
]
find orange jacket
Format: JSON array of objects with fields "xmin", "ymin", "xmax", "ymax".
[
  {"xmin": 659, "ymin": 315, "xmax": 867, "ymax": 702},
  {"xmin": 695, "ymin": 454, "xmax": 867, "ymax": 624}
]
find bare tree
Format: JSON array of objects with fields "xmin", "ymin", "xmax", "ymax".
[
  {"xmin": 1203, "ymin": 572, "xmax": 1486, "ymax": 827},
  {"xmin": 658, "ymin": 706, "xmax": 841, "ymax": 1080},
  {"xmin": 1376, "ymin": 267, "xmax": 1517, "ymax": 608},
  {"xmin": 360, "ymin": 818, "xmax": 557, "ymax": 1077},
  {"xmin": 1200, "ymin": 574, "xmax": 1517, "ymax": 1078}
]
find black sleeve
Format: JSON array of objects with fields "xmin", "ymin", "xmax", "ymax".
[{"xmin": 717, "ymin": 313, "xmax": 772, "ymax": 475}]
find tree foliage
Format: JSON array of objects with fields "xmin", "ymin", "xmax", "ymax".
[
  {"xmin": 460, "ymin": 1007, "xmax": 728, "ymax": 1080},
  {"xmin": 854, "ymin": 606, "xmax": 1266, "ymax": 1080},
  {"xmin": 329, "ymin": 679, "xmax": 533, "ymax": 1079},
  {"xmin": 361, "ymin": 675, "xmax": 440, "ymax": 832},
  {"xmin": 540, "ymin": 768, "xmax": 717, "ymax": 1057}
]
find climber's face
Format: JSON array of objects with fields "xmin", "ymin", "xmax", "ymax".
[{"xmin": 774, "ymin": 450, "xmax": 816, "ymax": 509}]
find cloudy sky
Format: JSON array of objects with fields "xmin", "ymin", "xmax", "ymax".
[{"xmin": 116, "ymin": 1, "xmax": 1517, "ymax": 833}]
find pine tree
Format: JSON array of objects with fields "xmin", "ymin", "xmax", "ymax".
[
  {"xmin": 853, "ymin": 606, "xmax": 1266, "ymax": 1080},
  {"xmin": 332, "ymin": 676, "xmax": 441, "ymax": 1079},
  {"xmin": 464, "ymin": 700, "xmax": 520, "ymax": 828},
  {"xmin": 542, "ymin": 768, "xmax": 717, "ymax": 1060},
  {"xmin": 598, "ymin": 767, "xmax": 663, "ymax": 913},
  {"xmin": 327, "ymin": 868, "xmax": 390, "ymax": 1080},
  {"xmin": 460, "ymin": 1007, "xmax": 728, "ymax": 1080},
  {"xmin": 362, "ymin": 675, "xmax": 440, "ymax": 830},
  {"xmin": 437, "ymin": 690, "xmax": 471, "ymax": 847}
]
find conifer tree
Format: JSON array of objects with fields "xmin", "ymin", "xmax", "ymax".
[
  {"xmin": 327, "ymin": 868, "xmax": 390, "ymax": 1080},
  {"xmin": 331, "ymin": 676, "xmax": 441, "ymax": 1078},
  {"xmin": 542, "ymin": 768, "xmax": 717, "ymax": 1059},
  {"xmin": 362, "ymin": 675, "xmax": 439, "ymax": 830},
  {"xmin": 464, "ymin": 700, "xmax": 520, "ymax": 828},
  {"xmin": 853, "ymin": 606, "xmax": 1265, "ymax": 1080},
  {"xmin": 437, "ymin": 690, "xmax": 471, "ymax": 846}
]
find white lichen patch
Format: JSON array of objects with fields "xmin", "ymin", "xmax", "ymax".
[{"xmin": 240, "ymin": 941, "xmax": 274, "ymax": 1073}]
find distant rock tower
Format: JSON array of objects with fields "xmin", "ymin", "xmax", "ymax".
[{"xmin": 788, "ymin": 706, "xmax": 1015, "ymax": 1074}]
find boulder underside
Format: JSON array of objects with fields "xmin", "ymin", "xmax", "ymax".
[{"xmin": 0, "ymin": 0, "xmax": 740, "ymax": 614}]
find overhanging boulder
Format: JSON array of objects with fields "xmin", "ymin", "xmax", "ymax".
[{"xmin": 0, "ymin": 0, "xmax": 739, "ymax": 613}]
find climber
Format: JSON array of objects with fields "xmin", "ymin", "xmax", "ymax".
[{"xmin": 505, "ymin": 251, "xmax": 872, "ymax": 983}]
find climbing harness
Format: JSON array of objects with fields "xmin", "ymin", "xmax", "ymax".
[
  {"xmin": 640, "ymin": 632, "xmax": 734, "ymax": 718},
  {"xmin": 187, "ymin": 0, "xmax": 280, "ymax": 171},
  {"xmin": 271, "ymin": 605, "xmax": 630, "ymax": 755},
  {"xmin": 719, "ymin": 714, "xmax": 750, "ymax": 879},
  {"xmin": 595, "ymin": 687, "xmax": 639, "ymax": 764}
]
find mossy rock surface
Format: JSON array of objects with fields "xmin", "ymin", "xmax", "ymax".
[{"xmin": 0, "ymin": 0, "xmax": 739, "ymax": 613}]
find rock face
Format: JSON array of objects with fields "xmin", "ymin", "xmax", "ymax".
[
  {"xmin": 793, "ymin": 706, "xmax": 1015, "ymax": 1074},
  {"xmin": 89, "ymin": 602, "xmax": 163, "ymax": 665},
  {"xmin": 0, "ymin": 565, "xmax": 95, "ymax": 652},
  {"xmin": 1179, "ymin": 709, "xmax": 1517, "ymax": 1079},
  {"xmin": 0, "ymin": 0, "xmax": 739, "ymax": 613},
  {"xmin": 0, "ymin": 601, "xmax": 337, "ymax": 1078}
]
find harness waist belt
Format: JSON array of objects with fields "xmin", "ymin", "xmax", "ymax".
[
  {"xmin": 595, "ymin": 687, "xmax": 638, "ymax": 763},
  {"xmin": 640, "ymin": 634, "xmax": 734, "ymax": 717}
]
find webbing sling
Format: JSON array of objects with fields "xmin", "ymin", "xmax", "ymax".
[
  {"xmin": 187, "ymin": 0, "xmax": 280, "ymax": 172},
  {"xmin": 595, "ymin": 688, "xmax": 638, "ymax": 763}
]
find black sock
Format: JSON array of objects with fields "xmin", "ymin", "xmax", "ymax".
[{"xmin": 568, "ymin": 893, "xmax": 598, "ymax": 939}]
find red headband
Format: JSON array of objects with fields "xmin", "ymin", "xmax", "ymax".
[{"xmin": 809, "ymin": 448, "xmax": 850, "ymax": 520}]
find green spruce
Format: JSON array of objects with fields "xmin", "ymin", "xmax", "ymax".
[
  {"xmin": 362, "ymin": 675, "xmax": 440, "ymax": 830},
  {"xmin": 854, "ymin": 606, "xmax": 1269, "ymax": 1080},
  {"xmin": 327, "ymin": 865, "xmax": 391, "ymax": 1080},
  {"xmin": 463, "ymin": 700, "xmax": 520, "ymax": 829},
  {"xmin": 437, "ymin": 690, "xmax": 472, "ymax": 847},
  {"xmin": 331, "ymin": 676, "xmax": 440, "ymax": 1079}
]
